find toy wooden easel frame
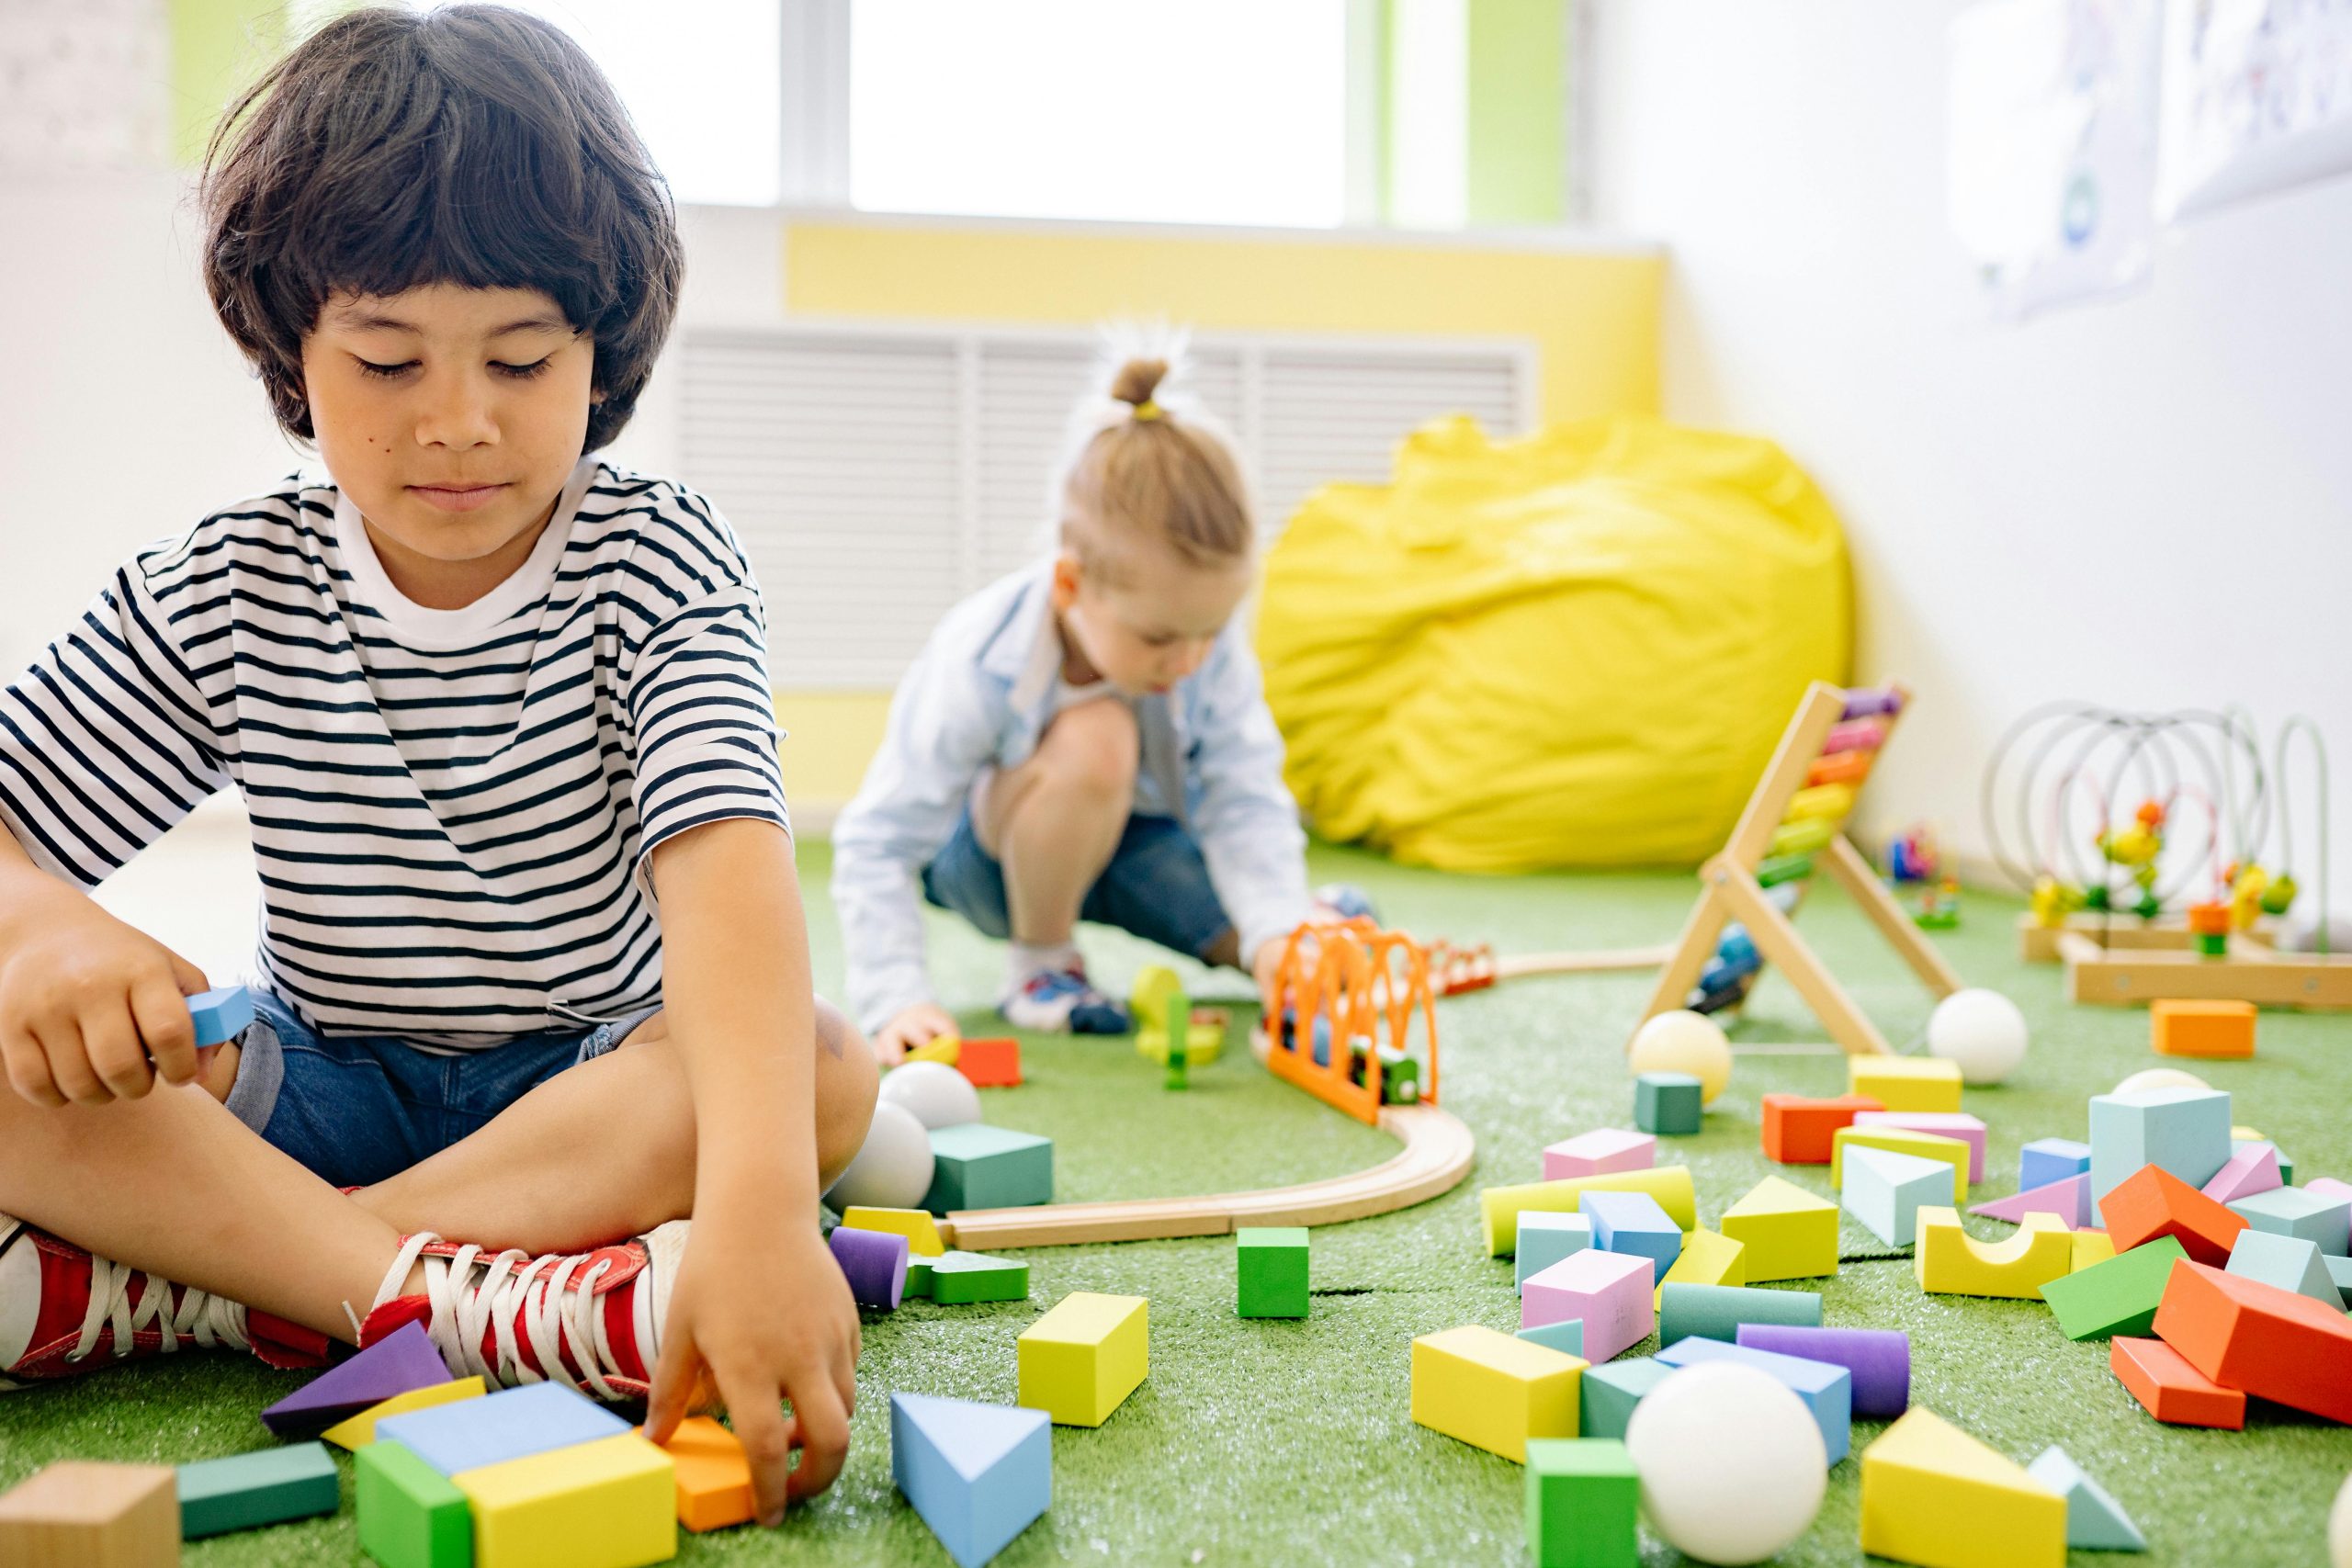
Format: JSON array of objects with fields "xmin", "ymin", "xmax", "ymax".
[{"xmin": 1631, "ymin": 680, "xmax": 1962, "ymax": 1056}]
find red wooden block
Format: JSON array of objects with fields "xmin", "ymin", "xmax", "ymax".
[
  {"xmin": 2153, "ymin": 1258, "xmax": 2352, "ymax": 1425},
  {"xmin": 1760, "ymin": 1094, "xmax": 1883, "ymax": 1164},
  {"xmin": 2099, "ymin": 1165, "xmax": 2247, "ymax": 1267},
  {"xmin": 955, "ymin": 1037, "xmax": 1023, "ymax": 1088},
  {"xmin": 2109, "ymin": 1335, "xmax": 2246, "ymax": 1429}
]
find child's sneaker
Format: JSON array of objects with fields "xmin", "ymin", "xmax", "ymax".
[
  {"xmin": 0, "ymin": 1212, "xmax": 331, "ymax": 1389},
  {"xmin": 357, "ymin": 1220, "xmax": 686, "ymax": 1404},
  {"xmin": 999, "ymin": 968, "xmax": 1130, "ymax": 1034}
]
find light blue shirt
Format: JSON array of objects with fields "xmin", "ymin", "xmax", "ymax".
[{"xmin": 830, "ymin": 560, "xmax": 1311, "ymax": 1032}]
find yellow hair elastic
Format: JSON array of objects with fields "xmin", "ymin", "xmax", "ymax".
[{"xmin": 1132, "ymin": 400, "xmax": 1162, "ymax": 422}]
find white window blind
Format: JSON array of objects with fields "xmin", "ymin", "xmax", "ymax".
[{"xmin": 680, "ymin": 324, "xmax": 1532, "ymax": 687}]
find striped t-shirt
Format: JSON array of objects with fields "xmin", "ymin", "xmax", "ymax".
[{"xmin": 0, "ymin": 457, "xmax": 789, "ymax": 1047}]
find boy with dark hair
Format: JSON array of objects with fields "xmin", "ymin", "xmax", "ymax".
[{"xmin": 0, "ymin": 5, "xmax": 872, "ymax": 1520}]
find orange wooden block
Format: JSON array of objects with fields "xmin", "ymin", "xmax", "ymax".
[
  {"xmin": 2110, "ymin": 1335, "xmax": 2246, "ymax": 1429},
  {"xmin": 2152, "ymin": 998, "xmax": 2255, "ymax": 1059},
  {"xmin": 2186, "ymin": 902, "xmax": 2232, "ymax": 936},
  {"xmin": 2100, "ymin": 1165, "xmax": 2248, "ymax": 1266},
  {"xmin": 955, "ymin": 1037, "xmax": 1023, "ymax": 1088},
  {"xmin": 1760, "ymin": 1093, "xmax": 1883, "ymax": 1164},
  {"xmin": 2154, "ymin": 1258, "xmax": 2352, "ymax": 1424},
  {"xmin": 0, "ymin": 1461, "xmax": 180, "ymax": 1567},
  {"xmin": 1804, "ymin": 749, "xmax": 1873, "ymax": 787},
  {"xmin": 641, "ymin": 1417, "xmax": 754, "ymax": 1532}
]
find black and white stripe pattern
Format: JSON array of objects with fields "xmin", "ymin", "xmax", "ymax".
[{"xmin": 0, "ymin": 463, "xmax": 788, "ymax": 1047}]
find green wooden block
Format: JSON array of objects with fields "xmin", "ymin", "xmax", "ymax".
[
  {"xmin": 1578, "ymin": 1357, "xmax": 1672, "ymax": 1439},
  {"xmin": 2038, "ymin": 1235, "xmax": 2188, "ymax": 1339},
  {"xmin": 1238, "ymin": 1226, "xmax": 1311, "ymax": 1318},
  {"xmin": 1525, "ymin": 1438, "xmax": 1639, "ymax": 1568},
  {"xmin": 178, "ymin": 1440, "xmax": 339, "ymax": 1539},
  {"xmin": 928, "ymin": 1251, "xmax": 1031, "ymax": 1304},
  {"xmin": 1657, "ymin": 1282, "xmax": 1821, "ymax": 1345},
  {"xmin": 906, "ymin": 1254, "xmax": 934, "ymax": 1298},
  {"xmin": 922, "ymin": 1123, "xmax": 1054, "ymax": 1212},
  {"xmin": 1634, "ymin": 1073, "xmax": 1702, "ymax": 1136},
  {"xmin": 356, "ymin": 1439, "xmax": 471, "ymax": 1568}
]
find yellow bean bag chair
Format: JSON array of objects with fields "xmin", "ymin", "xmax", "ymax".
[{"xmin": 1257, "ymin": 416, "xmax": 1850, "ymax": 872}]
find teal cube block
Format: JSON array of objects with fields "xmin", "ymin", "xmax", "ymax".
[
  {"xmin": 1237, "ymin": 1226, "xmax": 1310, "ymax": 1318},
  {"xmin": 1517, "ymin": 1318, "xmax": 1587, "ymax": 1358},
  {"xmin": 923, "ymin": 1123, "xmax": 1054, "ymax": 1213},
  {"xmin": 1634, "ymin": 1072, "xmax": 1702, "ymax": 1136},
  {"xmin": 1579, "ymin": 1357, "xmax": 1672, "ymax": 1438},
  {"xmin": 2087, "ymin": 1088, "xmax": 2231, "ymax": 1225},
  {"xmin": 1657, "ymin": 1282, "xmax": 1821, "ymax": 1345},
  {"xmin": 1516, "ymin": 1212, "xmax": 1593, "ymax": 1290},
  {"xmin": 178, "ymin": 1441, "xmax": 339, "ymax": 1540},
  {"xmin": 1525, "ymin": 1438, "xmax": 1639, "ymax": 1568},
  {"xmin": 2226, "ymin": 1230, "xmax": 2340, "ymax": 1307},
  {"xmin": 356, "ymin": 1439, "xmax": 470, "ymax": 1568},
  {"xmin": 2229, "ymin": 1186, "xmax": 2352, "ymax": 1257}
]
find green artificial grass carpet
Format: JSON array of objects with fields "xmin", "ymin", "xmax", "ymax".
[{"xmin": 4, "ymin": 840, "xmax": 2348, "ymax": 1564}]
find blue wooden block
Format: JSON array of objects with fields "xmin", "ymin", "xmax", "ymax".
[
  {"xmin": 2226, "ymin": 1230, "xmax": 2340, "ymax": 1306},
  {"xmin": 1655, "ymin": 1336, "xmax": 1851, "ymax": 1466},
  {"xmin": 890, "ymin": 1393, "xmax": 1050, "ymax": 1568},
  {"xmin": 2018, "ymin": 1137, "xmax": 2092, "ymax": 1192},
  {"xmin": 377, "ymin": 1380, "xmax": 627, "ymax": 1476},
  {"xmin": 1841, "ymin": 1145, "xmax": 1952, "ymax": 1247},
  {"xmin": 178, "ymin": 1441, "xmax": 339, "ymax": 1539},
  {"xmin": 2087, "ymin": 1088, "xmax": 2231, "ymax": 1225},
  {"xmin": 1515, "ymin": 1213, "xmax": 1593, "ymax": 1291},
  {"xmin": 2228, "ymin": 1185, "xmax": 2352, "ymax": 1256},
  {"xmin": 1578, "ymin": 1190, "xmax": 1680, "ymax": 1275},
  {"xmin": 1634, "ymin": 1073, "xmax": 1702, "ymax": 1136},
  {"xmin": 1516, "ymin": 1318, "xmax": 1587, "ymax": 1359},
  {"xmin": 1579, "ymin": 1358, "xmax": 1672, "ymax": 1439},
  {"xmin": 187, "ymin": 986, "xmax": 255, "ymax": 1048}
]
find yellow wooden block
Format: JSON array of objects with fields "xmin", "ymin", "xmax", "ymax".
[
  {"xmin": 1914, "ymin": 1208, "xmax": 2072, "ymax": 1299},
  {"xmin": 838, "ymin": 1207, "xmax": 945, "ymax": 1256},
  {"xmin": 1409, "ymin": 1325, "xmax": 1585, "ymax": 1463},
  {"xmin": 1783, "ymin": 783, "xmax": 1857, "ymax": 822},
  {"xmin": 1480, "ymin": 1166, "xmax": 1696, "ymax": 1256},
  {"xmin": 1830, "ymin": 1126, "xmax": 1968, "ymax": 1201},
  {"xmin": 1017, "ymin": 1292, "xmax": 1148, "ymax": 1427},
  {"xmin": 2070, "ymin": 1229, "xmax": 2116, "ymax": 1272},
  {"xmin": 1848, "ymin": 1056, "xmax": 1963, "ymax": 1112},
  {"xmin": 1719, "ymin": 1175, "xmax": 1839, "ymax": 1281},
  {"xmin": 322, "ymin": 1375, "xmax": 487, "ymax": 1450},
  {"xmin": 1860, "ymin": 1405, "xmax": 2065, "ymax": 1568},
  {"xmin": 906, "ymin": 1036, "xmax": 960, "ymax": 1066},
  {"xmin": 454, "ymin": 1432, "xmax": 675, "ymax": 1568},
  {"xmin": 1656, "ymin": 1227, "xmax": 1746, "ymax": 1304}
]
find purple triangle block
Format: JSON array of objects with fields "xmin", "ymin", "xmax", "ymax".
[
  {"xmin": 261, "ymin": 1320, "xmax": 451, "ymax": 1438},
  {"xmin": 1968, "ymin": 1172, "xmax": 2090, "ymax": 1229}
]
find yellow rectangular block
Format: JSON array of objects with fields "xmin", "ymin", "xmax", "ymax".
[
  {"xmin": 1860, "ymin": 1406, "xmax": 2064, "ymax": 1568},
  {"xmin": 838, "ymin": 1207, "xmax": 944, "ymax": 1256},
  {"xmin": 455, "ymin": 1432, "xmax": 675, "ymax": 1568},
  {"xmin": 1480, "ymin": 1166, "xmax": 1697, "ymax": 1256},
  {"xmin": 1409, "ymin": 1325, "xmax": 1585, "ymax": 1462},
  {"xmin": 1719, "ymin": 1175, "xmax": 1839, "ymax": 1281},
  {"xmin": 906, "ymin": 1035, "xmax": 960, "ymax": 1066},
  {"xmin": 1848, "ymin": 1056, "xmax": 1963, "ymax": 1112},
  {"xmin": 322, "ymin": 1375, "xmax": 487, "ymax": 1450},
  {"xmin": 2071, "ymin": 1229, "xmax": 2115, "ymax": 1272},
  {"xmin": 1017, "ymin": 1292, "xmax": 1148, "ymax": 1427},
  {"xmin": 1914, "ymin": 1209, "xmax": 2073, "ymax": 1299},
  {"xmin": 1656, "ymin": 1227, "xmax": 1747, "ymax": 1305},
  {"xmin": 1830, "ymin": 1126, "xmax": 1969, "ymax": 1201}
]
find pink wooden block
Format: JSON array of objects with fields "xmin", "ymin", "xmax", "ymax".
[
  {"xmin": 1521, "ymin": 1248, "xmax": 1654, "ymax": 1361},
  {"xmin": 1968, "ymin": 1172, "xmax": 2090, "ymax": 1228},
  {"xmin": 2203, "ymin": 1143, "xmax": 2284, "ymax": 1204},
  {"xmin": 2307, "ymin": 1178, "xmax": 2352, "ymax": 1206},
  {"xmin": 1852, "ymin": 1111, "xmax": 1986, "ymax": 1184},
  {"xmin": 1542, "ymin": 1129, "xmax": 1658, "ymax": 1180}
]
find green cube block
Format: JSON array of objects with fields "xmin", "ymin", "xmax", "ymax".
[
  {"xmin": 178, "ymin": 1441, "xmax": 339, "ymax": 1539},
  {"xmin": 1634, "ymin": 1073, "xmax": 1702, "ymax": 1136},
  {"xmin": 1525, "ymin": 1438, "xmax": 1639, "ymax": 1568},
  {"xmin": 1238, "ymin": 1226, "xmax": 1311, "ymax": 1318},
  {"xmin": 2038, "ymin": 1236, "xmax": 2188, "ymax": 1339},
  {"xmin": 356, "ymin": 1439, "xmax": 471, "ymax": 1568},
  {"xmin": 922, "ymin": 1123, "xmax": 1054, "ymax": 1213},
  {"xmin": 928, "ymin": 1250, "xmax": 1031, "ymax": 1304},
  {"xmin": 1579, "ymin": 1357, "xmax": 1673, "ymax": 1438},
  {"xmin": 1657, "ymin": 1282, "xmax": 1821, "ymax": 1345}
]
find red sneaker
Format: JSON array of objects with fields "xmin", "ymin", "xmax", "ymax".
[
  {"xmin": 357, "ymin": 1221, "xmax": 684, "ymax": 1404},
  {"xmin": 0, "ymin": 1213, "xmax": 331, "ymax": 1389}
]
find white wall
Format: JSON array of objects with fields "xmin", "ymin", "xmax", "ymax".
[{"xmin": 1586, "ymin": 0, "xmax": 2352, "ymax": 911}]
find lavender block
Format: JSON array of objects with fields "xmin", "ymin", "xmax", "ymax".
[
  {"xmin": 830, "ymin": 1224, "xmax": 910, "ymax": 1310},
  {"xmin": 262, "ymin": 1320, "xmax": 449, "ymax": 1438},
  {"xmin": 1735, "ymin": 1323, "xmax": 1910, "ymax": 1418}
]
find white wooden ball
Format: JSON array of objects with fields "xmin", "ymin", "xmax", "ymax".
[
  {"xmin": 2115, "ymin": 1066, "xmax": 2212, "ymax": 1098},
  {"xmin": 824, "ymin": 1100, "xmax": 934, "ymax": 1210},
  {"xmin": 1624, "ymin": 1362, "xmax": 1826, "ymax": 1564},
  {"xmin": 2330, "ymin": 1470, "xmax": 2352, "ymax": 1568},
  {"xmin": 1629, "ymin": 1010, "xmax": 1732, "ymax": 1105},
  {"xmin": 1926, "ymin": 987, "xmax": 2029, "ymax": 1084},
  {"xmin": 877, "ymin": 1059, "xmax": 981, "ymax": 1130}
]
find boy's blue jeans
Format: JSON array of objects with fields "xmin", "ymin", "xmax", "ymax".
[{"xmin": 922, "ymin": 808, "xmax": 1234, "ymax": 963}]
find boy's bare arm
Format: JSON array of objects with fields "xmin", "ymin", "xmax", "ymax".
[{"xmin": 639, "ymin": 816, "xmax": 860, "ymax": 1521}]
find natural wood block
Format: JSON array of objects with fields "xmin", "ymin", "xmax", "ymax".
[{"xmin": 0, "ymin": 1462, "xmax": 180, "ymax": 1567}]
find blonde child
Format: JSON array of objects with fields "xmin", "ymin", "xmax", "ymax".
[{"xmin": 833, "ymin": 349, "xmax": 1340, "ymax": 1057}]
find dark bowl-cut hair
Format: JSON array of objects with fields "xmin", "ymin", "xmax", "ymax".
[{"xmin": 201, "ymin": 4, "xmax": 683, "ymax": 455}]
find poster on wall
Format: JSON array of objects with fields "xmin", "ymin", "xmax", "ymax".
[
  {"xmin": 1947, "ymin": 0, "xmax": 2165, "ymax": 320},
  {"xmin": 2157, "ymin": 0, "xmax": 2352, "ymax": 219}
]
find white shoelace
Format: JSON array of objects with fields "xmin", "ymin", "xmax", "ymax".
[
  {"xmin": 74, "ymin": 1256, "xmax": 250, "ymax": 1363},
  {"xmin": 371, "ymin": 1233, "xmax": 637, "ymax": 1401}
]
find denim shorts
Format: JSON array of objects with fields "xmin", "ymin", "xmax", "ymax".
[
  {"xmin": 922, "ymin": 808, "xmax": 1234, "ymax": 963},
  {"xmin": 222, "ymin": 989, "xmax": 662, "ymax": 1189}
]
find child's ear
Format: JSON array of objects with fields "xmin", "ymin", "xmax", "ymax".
[{"xmin": 1048, "ymin": 551, "xmax": 1082, "ymax": 610}]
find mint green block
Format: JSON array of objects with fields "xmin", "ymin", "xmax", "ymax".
[
  {"xmin": 2326, "ymin": 1253, "xmax": 2352, "ymax": 1307},
  {"xmin": 1516, "ymin": 1212, "xmax": 1594, "ymax": 1291},
  {"xmin": 1517, "ymin": 1318, "xmax": 1586, "ymax": 1358},
  {"xmin": 922, "ymin": 1123, "xmax": 1053, "ymax": 1212},
  {"xmin": 2039, "ymin": 1236, "xmax": 2188, "ymax": 1340},
  {"xmin": 1579, "ymin": 1358, "xmax": 1672, "ymax": 1439},
  {"xmin": 1525, "ymin": 1438, "xmax": 1638, "ymax": 1568},
  {"xmin": 356, "ymin": 1439, "xmax": 470, "ymax": 1568},
  {"xmin": 178, "ymin": 1441, "xmax": 339, "ymax": 1539},
  {"xmin": 1657, "ymin": 1282, "xmax": 1820, "ymax": 1345},
  {"xmin": 930, "ymin": 1250, "xmax": 1031, "ymax": 1304},
  {"xmin": 2229, "ymin": 1185, "xmax": 2352, "ymax": 1255},
  {"xmin": 2227, "ymin": 1230, "xmax": 2340, "ymax": 1307},
  {"xmin": 2088, "ymin": 1088, "xmax": 2232, "ymax": 1225}
]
